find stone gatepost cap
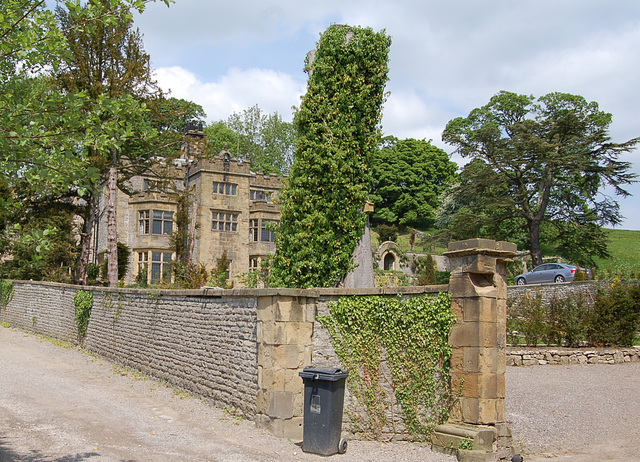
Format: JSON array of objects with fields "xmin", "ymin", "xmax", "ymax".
[{"xmin": 444, "ymin": 239, "xmax": 517, "ymax": 258}]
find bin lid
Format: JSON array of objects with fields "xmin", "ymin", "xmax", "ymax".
[{"xmin": 299, "ymin": 366, "xmax": 349, "ymax": 381}]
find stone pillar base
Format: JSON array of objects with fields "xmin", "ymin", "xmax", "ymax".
[{"xmin": 431, "ymin": 422, "xmax": 515, "ymax": 462}]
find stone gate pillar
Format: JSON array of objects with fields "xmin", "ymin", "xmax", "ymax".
[{"xmin": 432, "ymin": 239, "xmax": 517, "ymax": 462}]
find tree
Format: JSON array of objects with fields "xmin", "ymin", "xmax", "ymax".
[
  {"xmin": 0, "ymin": 0, "xmax": 170, "ymax": 280},
  {"xmin": 442, "ymin": 91, "xmax": 639, "ymax": 267},
  {"xmin": 55, "ymin": 0, "xmax": 169, "ymax": 286},
  {"xmin": 371, "ymin": 137, "xmax": 458, "ymax": 227},
  {"xmin": 271, "ymin": 25, "xmax": 391, "ymax": 288},
  {"xmin": 206, "ymin": 105, "xmax": 296, "ymax": 174}
]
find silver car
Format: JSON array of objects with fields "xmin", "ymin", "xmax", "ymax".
[{"xmin": 515, "ymin": 263, "xmax": 582, "ymax": 285}]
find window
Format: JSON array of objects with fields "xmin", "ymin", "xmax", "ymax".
[
  {"xmin": 212, "ymin": 211, "xmax": 238, "ymax": 232},
  {"xmin": 139, "ymin": 210, "xmax": 173, "ymax": 235},
  {"xmin": 250, "ymin": 189, "xmax": 271, "ymax": 201},
  {"xmin": 139, "ymin": 211, "xmax": 150, "ymax": 234},
  {"xmin": 213, "ymin": 182, "xmax": 237, "ymax": 195},
  {"xmin": 151, "ymin": 251, "xmax": 173, "ymax": 283},
  {"xmin": 249, "ymin": 219, "xmax": 259, "ymax": 242},
  {"xmin": 137, "ymin": 251, "xmax": 172, "ymax": 284},
  {"xmin": 249, "ymin": 257, "xmax": 259, "ymax": 272},
  {"xmin": 261, "ymin": 220, "xmax": 276, "ymax": 242}
]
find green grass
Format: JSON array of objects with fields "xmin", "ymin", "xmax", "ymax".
[{"xmin": 593, "ymin": 229, "xmax": 640, "ymax": 273}]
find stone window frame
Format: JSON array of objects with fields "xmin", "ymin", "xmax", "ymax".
[
  {"xmin": 250, "ymin": 189, "xmax": 272, "ymax": 202},
  {"xmin": 211, "ymin": 210, "xmax": 239, "ymax": 232},
  {"xmin": 213, "ymin": 181, "xmax": 237, "ymax": 196},
  {"xmin": 136, "ymin": 250, "xmax": 173, "ymax": 284},
  {"xmin": 249, "ymin": 219, "xmax": 259, "ymax": 242},
  {"xmin": 139, "ymin": 209, "xmax": 173, "ymax": 235},
  {"xmin": 260, "ymin": 219, "xmax": 277, "ymax": 242}
]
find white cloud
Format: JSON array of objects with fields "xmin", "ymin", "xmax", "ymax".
[{"xmin": 154, "ymin": 66, "xmax": 305, "ymax": 122}]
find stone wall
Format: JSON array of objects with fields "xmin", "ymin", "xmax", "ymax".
[
  {"xmin": 507, "ymin": 347, "xmax": 640, "ymax": 366},
  {"xmin": 507, "ymin": 280, "xmax": 599, "ymax": 305},
  {"xmin": 1, "ymin": 281, "xmax": 260, "ymax": 416}
]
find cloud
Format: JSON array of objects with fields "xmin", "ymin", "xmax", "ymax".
[{"xmin": 154, "ymin": 66, "xmax": 306, "ymax": 122}]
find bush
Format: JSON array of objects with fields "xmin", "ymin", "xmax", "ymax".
[
  {"xmin": 375, "ymin": 224, "xmax": 398, "ymax": 243},
  {"xmin": 412, "ymin": 255, "xmax": 437, "ymax": 285},
  {"xmin": 585, "ymin": 282, "xmax": 640, "ymax": 347}
]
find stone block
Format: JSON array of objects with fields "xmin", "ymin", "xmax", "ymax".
[
  {"xmin": 450, "ymin": 273, "xmax": 498, "ymax": 299},
  {"xmin": 267, "ymin": 390, "xmax": 294, "ymax": 419},
  {"xmin": 276, "ymin": 297, "xmax": 304, "ymax": 322},
  {"xmin": 463, "ymin": 254, "xmax": 498, "ymax": 275},
  {"xmin": 283, "ymin": 321, "xmax": 313, "ymax": 345},
  {"xmin": 272, "ymin": 344, "xmax": 305, "ymax": 369},
  {"xmin": 257, "ymin": 296, "xmax": 275, "ymax": 321},
  {"xmin": 462, "ymin": 298, "xmax": 498, "ymax": 323},
  {"xmin": 450, "ymin": 322, "xmax": 498, "ymax": 348},
  {"xmin": 256, "ymin": 389, "xmax": 269, "ymax": 414}
]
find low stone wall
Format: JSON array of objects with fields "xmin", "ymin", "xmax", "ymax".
[
  {"xmin": 507, "ymin": 347, "xmax": 640, "ymax": 366},
  {"xmin": 507, "ymin": 280, "xmax": 599, "ymax": 305}
]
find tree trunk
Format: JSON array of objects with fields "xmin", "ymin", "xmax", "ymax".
[
  {"xmin": 528, "ymin": 219, "xmax": 543, "ymax": 267},
  {"xmin": 76, "ymin": 195, "xmax": 98, "ymax": 285},
  {"xmin": 107, "ymin": 163, "xmax": 118, "ymax": 287}
]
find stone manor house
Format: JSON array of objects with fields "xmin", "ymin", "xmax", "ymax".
[{"xmin": 94, "ymin": 128, "xmax": 284, "ymax": 286}]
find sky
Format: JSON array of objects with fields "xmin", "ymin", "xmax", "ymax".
[{"xmin": 133, "ymin": 1, "xmax": 640, "ymax": 230}]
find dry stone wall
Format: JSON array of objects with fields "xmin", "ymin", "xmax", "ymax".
[
  {"xmin": 1, "ymin": 281, "xmax": 259, "ymax": 417},
  {"xmin": 507, "ymin": 347, "xmax": 640, "ymax": 366}
]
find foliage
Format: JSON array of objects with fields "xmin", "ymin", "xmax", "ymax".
[
  {"xmin": 371, "ymin": 137, "xmax": 458, "ymax": 227},
  {"xmin": 0, "ymin": 205, "xmax": 79, "ymax": 282},
  {"xmin": 0, "ymin": 280, "xmax": 14, "ymax": 310},
  {"xmin": 317, "ymin": 293, "xmax": 456, "ymax": 440},
  {"xmin": 73, "ymin": 289, "xmax": 94, "ymax": 338},
  {"xmin": 236, "ymin": 256, "xmax": 272, "ymax": 289},
  {"xmin": 271, "ymin": 25, "xmax": 391, "ymax": 288},
  {"xmin": 586, "ymin": 282, "xmax": 640, "ymax": 347},
  {"xmin": 172, "ymin": 262, "xmax": 209, "ymax": 289},
  {"xmin": 375, "ymin": 224, "xmax": 398, "ymax": 243},
  {"xmin": 374, "ymin": 269, "xmax": 413, "ymax": 288},
  {"xmin": 442, "ymin": 91, "xmax": 639, "ymax": 268},
  {"xmin": 593, "ymin": 229, "xmax": 640, "ymax": 275},
  {"xmin": 100, "ymin": 242, "xmax": 130, "ymax": 281},
  {"xmin": 206, "ymin": 251, "xmax": 232, "ymax": 289},
  {"xmin": 412, "ymin": 255, "xmax": 437, "ymax": 285},
  {"xmin": 204, "ymin": 106, "xmax": 295, "ymax": 174},
  {"xmin": 508, "ymin": 284, "xmax": 640, "ymax": 347}
]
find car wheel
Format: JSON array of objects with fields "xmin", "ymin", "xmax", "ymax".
[
  {"xmin": 516, "ymin": 278, "xmax": 526, "ymax": 286},
  {"xmin": 554, "ymin": 275, "xmax": 565, "ymax": 283}
]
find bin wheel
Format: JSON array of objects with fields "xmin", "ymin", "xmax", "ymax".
[{"xmin": 338, "ymin": 438, "xmax": 348, "ymax": 454}]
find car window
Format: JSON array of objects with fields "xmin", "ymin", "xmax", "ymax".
[{"xmin": 533, "ymin": 264, "xmax": 548, "ymax": 272}]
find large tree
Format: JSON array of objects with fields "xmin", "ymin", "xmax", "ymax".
[
  {"xmin": 442, "ymin": 91, "xmax": 639, "ymax": 267},
  {"xmin": 0, "ymin": 0, "xmax": 170, "ymax": 279},
  {"xmin": 271, "ymin": 25, "xmax": 391, "ymax": 288},
  {"xmin": 371, "ymin": 137, "xmax": 458, "ymax": 227},
  {"xmin": 55, "ymin": 0, "xmax": 170, "ymax": 285},
  {"xmin": 205, "ymin": 105, "xmax": 296, "ymax": 174}
]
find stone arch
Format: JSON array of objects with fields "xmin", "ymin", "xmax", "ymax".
[{"xmin": 377, "ymin": 241, "xmax": 401, "ymax": 272}]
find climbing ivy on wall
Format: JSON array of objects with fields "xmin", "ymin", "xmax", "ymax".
[
  {"xmin": 318, "ymin": 293, "xmax": 457, "ymax": 440},
  {"xmin": 271, "ymin": 25, "xmax": 391, "ymax": 288},
  {"xmin": 73, "ymin": 289, "xmax": 93, "ymax": 339},
  {"xmin": 0, "ymin": 280, "xmax": 14, "ymax": 310}
]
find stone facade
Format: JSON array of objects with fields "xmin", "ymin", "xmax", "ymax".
[{"xmin": 95, "ymin": 129, "xmax": 284, "ymax": 286}]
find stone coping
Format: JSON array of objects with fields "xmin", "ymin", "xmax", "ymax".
[
  {"xmin": 7, "ymin": 279, "xmax": 447, "ymax": 298},
  {"xmin": 507, "ymin": 346, "xmax": 640, "ymax": 366}
]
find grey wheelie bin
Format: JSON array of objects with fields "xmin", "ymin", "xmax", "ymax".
[{"xmin": 299, "ymin": 366, "xmax": 349, "ymax": 456}]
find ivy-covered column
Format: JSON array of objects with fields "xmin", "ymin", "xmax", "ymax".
[{"xmin": 432, "ymin": 239, "xmax": 517, "ymax": 462}]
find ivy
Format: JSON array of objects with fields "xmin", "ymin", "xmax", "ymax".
[
  {"xmin": 318, "ymin": 292, "xmax": 457, "ymax": 440},
  {"xmin": 73, "ymin": 289, "xmax": 93, "ymax": 338},
  {"xmin": 271, "ymin": 25, "xmax": 391, "ymax": 288},
  {"xmin": 0, "ymin": 280, "xmax": 14, "ymax": 310}
]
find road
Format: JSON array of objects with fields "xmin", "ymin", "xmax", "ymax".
[{"xmin": 2, "ymin": 325, "xmax": 639, "ymax": 461}]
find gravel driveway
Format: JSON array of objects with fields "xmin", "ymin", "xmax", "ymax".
[{"xmin": 2, "ymin": 325, "xmax": 638, "ymax": 461}]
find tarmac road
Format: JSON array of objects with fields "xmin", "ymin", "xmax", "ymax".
[{"xmin": 1, "ymin": 325, "xmax": 639, "ymax": 461}]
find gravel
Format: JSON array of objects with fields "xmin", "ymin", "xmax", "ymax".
[{"xmin": 2, "ymin": 325, "xmax": 638, "ymax": 462}]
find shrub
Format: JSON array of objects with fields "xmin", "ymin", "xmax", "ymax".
[
  {"xmin": 585, "ymin": 282, "xmax": 640, "ymax": 347},
  {"xmin": 412, "ymin": 255, "xmax": 437, "ymax": 285},
  {"xmin": 375, "ymin": 224, "xmax": 398, "ymax": 243},
  {"xmin": 73, "ymin": 290, "xmax": 93, "ymax": 339}
]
